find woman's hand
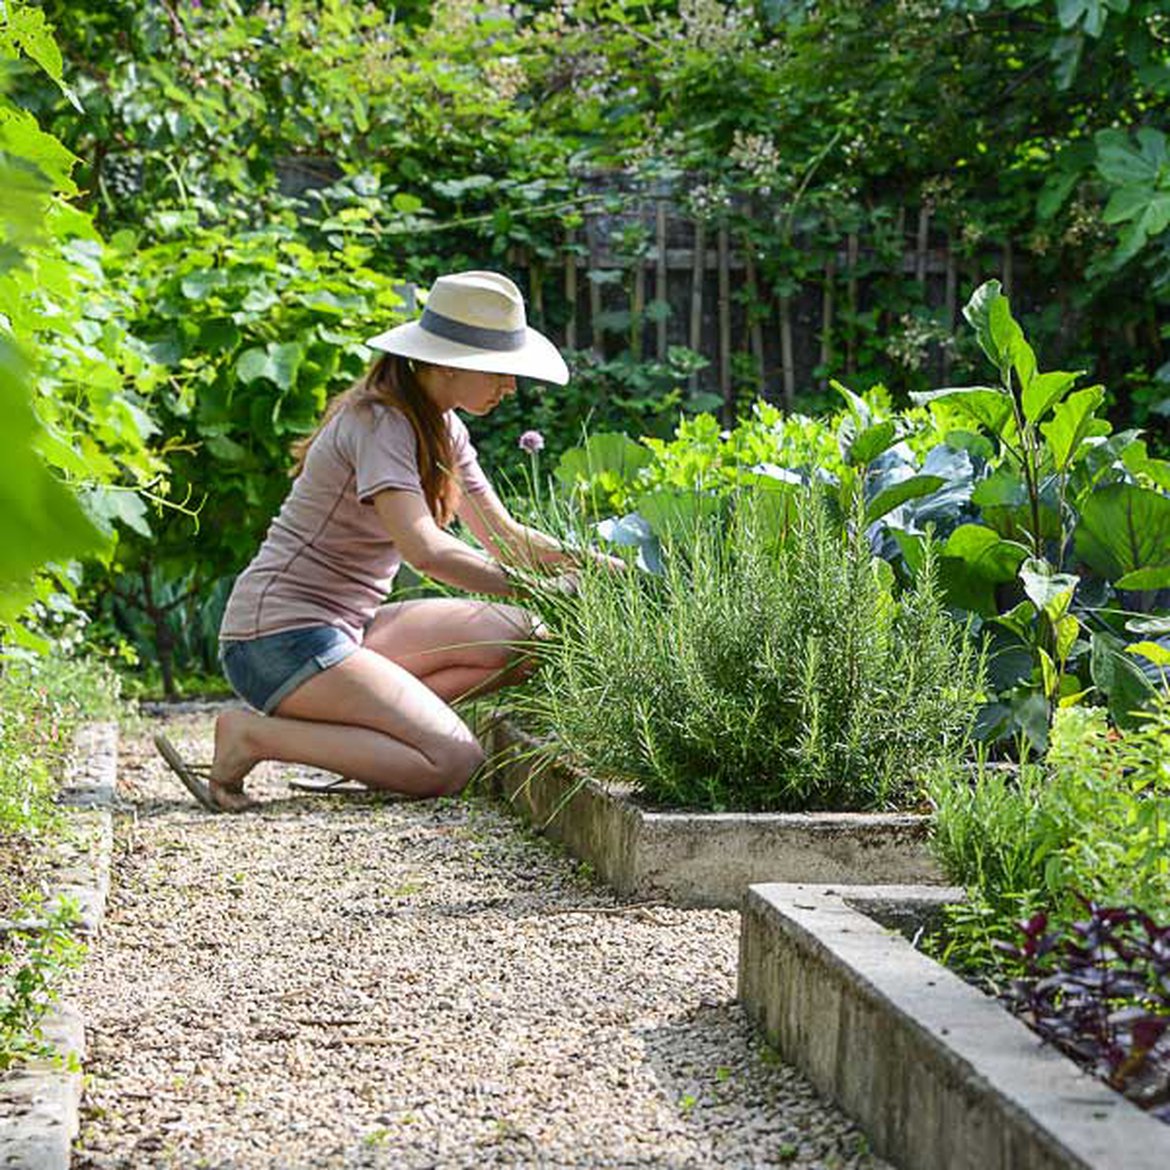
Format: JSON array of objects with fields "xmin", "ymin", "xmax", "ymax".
[
  {"xmin": 589, "ymin": 550, "xmax": 629, "ymax": 574},
  {"xmin": 548, "ymin": 570, "xmax": 580, "ymax": 596}
]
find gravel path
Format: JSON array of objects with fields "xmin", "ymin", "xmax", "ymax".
[{"xmin": 71, "ymin": 709, "xmax": 891, "ymax": 1170}]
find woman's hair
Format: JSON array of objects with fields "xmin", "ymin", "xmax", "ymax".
[{"xmin": 289, "ymin": 354, "xmax": 461, "ymax": 527}]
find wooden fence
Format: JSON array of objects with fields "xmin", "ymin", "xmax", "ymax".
[
  {"xmin": 505, "ymin": 194, "xmax": 1021, "ymax": 418},
  {"xmin": 272, "ymin": 158, "xmax": 1023, "ymax": 416}
]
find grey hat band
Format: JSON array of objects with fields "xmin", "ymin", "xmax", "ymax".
[{"xmin": 419, "ymin": 306, "xmax": 526, "ymax": 352}]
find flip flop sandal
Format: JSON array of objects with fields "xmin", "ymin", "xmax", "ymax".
[
  {"xmin": 153, "ymin": 732, "xmax": 221, "ymax": 813},
  {"xmin": 287, "ymin": 775, "xmax": 409, "ymax": 800}
]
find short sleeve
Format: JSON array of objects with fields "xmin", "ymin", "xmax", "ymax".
[
  {"xmin": 447, "ymin": 412, "xmax": 491, "ymax": 495},
  {"xmin": 349, "ymin": 405, "xmax": 423, "ymax": 504}
]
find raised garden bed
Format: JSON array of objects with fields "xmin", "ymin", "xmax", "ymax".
[
  {"xmin": 737, "ymin": 882, "xmax": 1170, "ymax": 1170},
  {"xmin": 483, "ymin": 717, "xmax": 943, "ymax": 908}
]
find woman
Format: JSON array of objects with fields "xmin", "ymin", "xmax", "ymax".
[{"xmin": 155, "ymin": 271, "xmax": 607, "ymax": 812}]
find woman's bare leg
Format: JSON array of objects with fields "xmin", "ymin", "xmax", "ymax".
[
  {"xmin": 207, "ymin": 646, "xmax": 484, "ymax": 808},
  {"xmin": 362, "ymin": 598, "xmax": 541, "ymax": 702}
]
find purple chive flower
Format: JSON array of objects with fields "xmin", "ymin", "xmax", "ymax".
[{"xmin": 518, "ymin": 430, "xmax": 545, "ymax": 454}]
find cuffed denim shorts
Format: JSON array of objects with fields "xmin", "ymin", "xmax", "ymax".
[{"xmin": 219, "ymin": 625, "xmax": 359, "ymax": 714}]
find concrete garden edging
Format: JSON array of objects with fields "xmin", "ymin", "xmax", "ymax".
[
  {"xmin": 0, "ymin": 721, "xmax": 118, "ymax": 1170},
  {"xmin": 483, "ymin": 717, "xmax": 943, "ymax": 908},
  {"xmin": 737, "ymin": 882, "xmax": 1170, "ymax": 1170}
]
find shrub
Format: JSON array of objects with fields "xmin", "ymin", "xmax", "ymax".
[{"xmin": 522, "ymin": 485, "xmax": 982, "ymax": 812}]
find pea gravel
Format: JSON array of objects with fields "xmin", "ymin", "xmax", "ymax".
[{"xmin": 71, "ymin": 708, "xmax": 891, "ymax": 1170}]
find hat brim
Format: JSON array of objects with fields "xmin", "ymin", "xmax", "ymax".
[{"xmin": 365, "ymin": 321, "xmax": 569, "ymax": 385}]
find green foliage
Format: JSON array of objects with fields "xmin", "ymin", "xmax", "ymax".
[
  {"xmin": 21, "ymin": 0, "xmax": 1170, "ymax": 418},
  {"xmin": 0, "ymin": 652, "xmax": 121, "ymax": 835},
  {"xmin": 0, "ymin": 899, "xmax": 84, "ymax": 1071},
  {"xmin": 1, "ymin": 1, "xmax": 166, "ymax": 646},
  {"xmin": 111, "ymin": 217, "xmax": 407, "ymax": 573},
  {"xmin": 905, "ymin": 281, "xmax": 1170, "ymax": 753},
  {"xmin": 0, "ymin": 652, "xmax": 115, "ymax": 1068},
  {"xmin": 523, "ymin": 486, "xmax": 982, "ymax": 812},
  {"xmin": 930, "ymin": 692, "xmax": 1170, "ymax": 977}
]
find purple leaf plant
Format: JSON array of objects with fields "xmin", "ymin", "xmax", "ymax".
[{"xmin": 998, "ymin": 898, "xmax": 1170, "ymax": 1121}]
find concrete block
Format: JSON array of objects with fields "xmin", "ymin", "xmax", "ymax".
[
  {"xmin": 0, "ymin": 1005, "xmax": 84, "ymax": 1170},
  {"xmin": 486, "ymin": 718, "xmax": 943, "ymax": 908},
  {"xmin": 737, "ymin": 883, "xmax": 1170, "ymax": 1170}
]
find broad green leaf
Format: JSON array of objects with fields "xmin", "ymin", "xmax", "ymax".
[
  {"xmin": 939, "ymin": 524, "xmax": 1028, "ymax": 613},
  {"xmin": 32, "ymin": 425, "xmax": 89, "ymax": 477},
  {"xmin": 0, "ymin": 334, "xmax": 102, "ymax": 591},
  {"xmin": 943, "ymin": 524, "xmax": 1028, "ymax": 580},
  {"xmin": 1103, "ymin": 184, "xmax": 1156, "ymax": 225},
  {"xmin": 82, "ymin": 484, "xmax": 151, "ymax": 538},
  {"xmin": 1096, "ymin": 127, "xmax": 1162, "ymax": 185},
  {"xmin": 910, "ymin": 386, "xmax": 1013, "ymax": 434},
  {"xmin": 891, "ymin": 530, "xmax": 924, "ymax": 575},
  {"xmin": 180, "ymin": 268, "xmax": 230, "ymax": 300},
  {"xmin": 985, "ymin": 294, "xmax": 1034, "ymax": 388},
  {"xmin": 235, "ymin": 347, "xmax": 270, "ymax": 384},
  {"xmin": 1114, "ymin": 565, "xmax": 1170, "ymax": 591},
  {"xmin": 865, "ymin": 474, "xmax": 945, "ymax": 524},
  {"xmin": 846, "ymin": 420, "xmax": 896, "ymax": 466},
  {"xmin": 1055, "ymin": 614, "xmax": 1080, "ymax": 664},
  {"xmin": 962, "ymin": 280, "xmax": 1004, "ymax": 368},
  {"xmin": 1037, "ymin": 168, "xmax": 1083, "ymax": 221},
  {"xmin": 1091, "ymin": 632, "xmax": 1156, "ymax": 729},
  {"xmin": 1039, "ymin": 384, "xmax": 1106, "ymax": 469},
  {"xmin": 971, "ymin": 464, "xmax": 1028, "ymax": 509},
  {"xmin": 270, "ymin": 342, "xmax": 304, "ymax": 391},
  {"xmin": 831, "ymin": 379, "xmax": 872, "ymax": 429},
  {"xmin": 392, "ymin": 192, "xmax": 424, "ymax": 214},
  {"xmin": 1011, "ymin": 688, "xmax": 1051, "ymax": 754},
  {"xmin": 1019, "ymin": 558, "xmax": 1079, "ymax": 621},
  {"xmin": 1074, "ymin": 483, "xmax": 1170, "ymax": 583},
  {"xmin": 1038, "ymin": 646, "xmax": 1057, "ymax": 700},
  {"xmin": 205, "ymin": 434, "xmax": 249, "ymax": 462},
  {"xmin": 1126, "ymin": 641, "xmax": 1170, "ymax": 668},
  {"xmin": 635, "ymin": 489, "xmax": 722, "ymax": 543},
  {"xmin": 0, "ymin": 107, "xmax": 80, "ymax": 194},
  {"xmin": 241, "ymin": 286, "xmax": 279, "ymax": 313},
  {"xmin": 555, "ymin": 433, "xmax": 654, "ymax": 490},
  {"xmin": 1022, "ymin": 369, "xmax": 1080, "ymax": 423}
]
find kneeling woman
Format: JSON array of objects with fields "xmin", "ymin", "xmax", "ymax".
[{"xmin": 156, "ymin": 271, "xmax": 609, "ymax": 812}]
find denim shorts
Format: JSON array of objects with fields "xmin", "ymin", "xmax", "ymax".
[{"xmin": 220, "ymin": 625, "xmax": 359, "ymax": 714}]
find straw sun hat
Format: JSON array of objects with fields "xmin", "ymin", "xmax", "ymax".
[{"xmin": 366, "ymin": 270, "xmax": 569, "ymax": 385}]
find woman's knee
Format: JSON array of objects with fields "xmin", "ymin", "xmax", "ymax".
[{"xmin": 427, "ymin": 733, "xmax": 485, "ymax": 797}]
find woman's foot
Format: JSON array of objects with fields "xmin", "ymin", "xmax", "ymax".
[{"xmin": 208, "ymin": 709, "xmax": 262, "ymax": 812}]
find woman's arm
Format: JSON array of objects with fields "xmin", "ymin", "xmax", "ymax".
[
  {"xmin": 456, "ymin": 484, "xmax": 624, "ymax": 574},
  {"xmin": 373, "ymin": 488, "xmax": 516, "ymax": 596},
  {"xmin": 456, "ymin": 484, "xmax": 574, "ymax": 571}
]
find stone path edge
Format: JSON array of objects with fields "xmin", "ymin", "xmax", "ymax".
[
  {"xmin": 737, "ymin": 882, "xmax": 1170, "ymax": 1170},
  {"xmin": 483, "ymin": 716, "xmax": 944, "ymax": 909},
  {"xmin": 0, "ymin": 720, "xmax": 118, "ymax": 1170}
]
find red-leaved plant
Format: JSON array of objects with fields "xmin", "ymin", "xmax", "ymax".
[{"xmin": 998, "ymin": 900, "xmax": 1170, "ymax": 1121}]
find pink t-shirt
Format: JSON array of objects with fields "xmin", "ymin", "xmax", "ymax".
[{"xmin": 219, "ymin": 401, "xmax": 490, "ymax": 643}]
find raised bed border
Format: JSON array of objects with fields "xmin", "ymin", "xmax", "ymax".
[
  {"xmin": 483, "ymin": 717, "xmax": 943, "ymax": 908},
  {"xmin": 737, "ymin": 882, "xmax": 1170, "ymax": 1170},
  {"xmin": 0, "ymin": 721, "xmax": 117, "ymax": 1170}
]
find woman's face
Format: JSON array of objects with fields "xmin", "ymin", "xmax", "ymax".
[{"xmin": 435, "ymin": 366, "xmax": 517, "ymax": 416}]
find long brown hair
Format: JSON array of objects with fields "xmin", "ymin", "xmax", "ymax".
[{"xmin": 289, "ymin": 354, "xmax": 461, "ymax": 526}]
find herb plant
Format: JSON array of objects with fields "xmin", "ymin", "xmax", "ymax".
[{"xmin": 522, "ymin": 485, "xmax": 981, "ymax": 812}]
